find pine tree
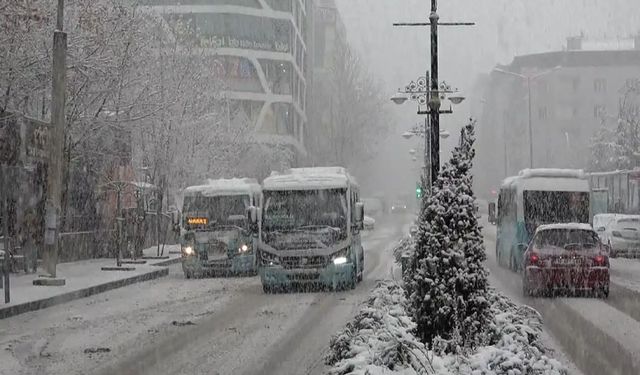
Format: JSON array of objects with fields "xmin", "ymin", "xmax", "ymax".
[{"xmin": 404, "ymin": 120, "xmax": 489, "ymax": 350}]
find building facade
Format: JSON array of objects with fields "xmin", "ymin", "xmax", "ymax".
[
  {"xmin": 475, "ymin": 37, "xmax": 640, "ymax": 198},
  {"xmin": 143, "ymin": 0, "xmax": 311, "ymax": 158},
  {"xmin": 305, "ymin": 0, "xmax": 347, "ymax": 163}
]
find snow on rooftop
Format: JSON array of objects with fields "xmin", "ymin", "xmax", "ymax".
[
  {"xmin": 264, "ymin": 167, "xmax": 355, "ymax": 191},
  {"xmin": 536, "ymin": 223, "xmax": 593, "ymax": 232},
  {"xmin": 183, "ymin": 178, "xmax": 260, "ymax": 197}
]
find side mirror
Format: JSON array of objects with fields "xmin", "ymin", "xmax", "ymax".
[
  {"xmin": 602, "ymin": 243, "xmax": 612, "ymax": 254},
  {"xmin": 517, "ymin": 243, "xmax": 528, "ymax": 253},
  {"xmin": 354, "ymin": 202, "xmax": 364, "ymax": 228}
]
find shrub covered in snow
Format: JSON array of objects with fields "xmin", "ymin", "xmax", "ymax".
[
  {"xmin": 325, "ymin": 281, "xmax": 433, "ymax": 375},
  {"xmin": 404, "ymin": 121, "xmax": 490, "ymax": 348},
  {"xmin": 325, "ymin": 281, "xmax": 568, "ymax": 375}
]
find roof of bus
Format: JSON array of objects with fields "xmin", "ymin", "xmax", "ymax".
[
  {"xmin": 183, "ymin": 178, "xmax": 260, "ymax": 197},
  {"xmin": 501, "ymin": 168, "xmax": 589, "ymax": 192},
  {"xmin": 536, "ymin": 223, "xmax": 594, "ymax": 232},
  {"xmin": 263, "ymin": 167, "xmax": 357, "ymax": 191}
]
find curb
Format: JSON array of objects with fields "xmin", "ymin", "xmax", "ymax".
[
  {"xmin": 0, "ymin": 267, "xmax": 169, "ymax": 320},
  {"xmin": 151, "ymin": 257, "xmax": 182, "ymax": 267}
]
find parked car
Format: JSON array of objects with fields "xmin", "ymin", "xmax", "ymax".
[
  {"xmin": 363, "ymin": 215, "xmax": 376, "ymax": 230},
  {"xmin": 594, "ymin": 214, "xmax": 640, "ymax": 257},
  {"xmin": 522, "ymin": 223, "xmax": 610, "ymax": 298}
]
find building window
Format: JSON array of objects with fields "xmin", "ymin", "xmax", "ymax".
[
  {"xmin": 594, "ymin": 104, "xmax": 606, "ymax": 118},
  {"xmin": 259, "ymin": 59, "xmax": 293, "ymax": 95},
  {"xmin": 538, "ymin": 106, "xmax": 548, "ymax": 120},
  {"xmin": 594, "ymin": 78, "xmax": 607, "ymax": 93}
]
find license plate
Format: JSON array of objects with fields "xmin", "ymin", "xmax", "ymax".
[{"xmin": 557, "ymin": 258, "xmax": 580, "ymax": 266}]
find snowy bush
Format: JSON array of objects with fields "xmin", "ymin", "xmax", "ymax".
[
  {"xmin": 325, "ymin": 282, "xmax": 567, "ymax": 375},
  {"xmin": 325, "ymin": 281, "xmax": 434, "ymax": 375},
  {"xmin": 404, "ymin": 121, "xmax": 490, "ymax": 349}
]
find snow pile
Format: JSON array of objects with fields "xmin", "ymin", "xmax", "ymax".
[
  {"xmin": 325, "ymin": 281, "xmax": 568, "ymax": 375},
  {"xmin": 393, "ymin": 236, "xmax": 415, "ymax": 264},
  {"xmin": 325, "ymin": 281, "xmax": 433, "ymax": 375},
  {"xmin": 469, "ymin": 291, "xmax": 567, "ymax": 374}
]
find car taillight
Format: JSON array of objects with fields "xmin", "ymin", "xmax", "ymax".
[
  {"xmin": 612, "ymin": 230, "xmax": 622, "ymax": 238},
  {"xmin": 594, "ymin": 255, "xmax": 608, "ymax": 266},
  {"xmin": 528, "ymin": 252, "xmax": 540, "ymax": 266}
]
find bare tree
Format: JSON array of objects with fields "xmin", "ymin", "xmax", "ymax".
[
  {"xmin": 308, "ymin": 44, "xmax": 390, "ymax": 170},
  {"xmin": 590, "ymin": 80, "xmax": 640, "ymax": 171}
]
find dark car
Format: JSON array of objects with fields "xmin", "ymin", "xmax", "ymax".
[{"xmin": 522, "ymin": 223, "xmax": 610, "ymax": 298}]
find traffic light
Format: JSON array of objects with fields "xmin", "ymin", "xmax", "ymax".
[{"xmin": 416, "ymin": 184, "xmax": 422, "ymax": 199}]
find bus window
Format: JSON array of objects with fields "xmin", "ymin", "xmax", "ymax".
[{"xmin": 523, "ymin": 191, "xmax": 589, "ymax": 236}]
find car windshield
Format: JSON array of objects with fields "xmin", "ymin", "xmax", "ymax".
[
  {"xmin": 534, "ymin": 229, "xmax": 600, "ymax": 249},
  {"xmin": 263, "ymin": 189, "xmax": 347, "ymax": 232}
]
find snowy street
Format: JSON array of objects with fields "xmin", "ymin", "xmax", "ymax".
[
  {"xmin": 0, "ymin": 216, "xmax": 411, "ymax": 375},
  {"xmin": 483, "ymin": 220, "xmax": 640, "ymax": 375}
]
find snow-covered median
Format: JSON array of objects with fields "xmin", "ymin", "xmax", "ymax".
[{"xmin": 325, "ymin": 281, "xmax": 567, "ymax": 375}]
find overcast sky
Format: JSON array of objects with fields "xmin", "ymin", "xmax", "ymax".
[{"xmin": 335, "ymin": 0, "xmax": 639, "ymax": 197}]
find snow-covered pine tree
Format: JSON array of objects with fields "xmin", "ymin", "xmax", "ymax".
[
  {"xmin": 453, "ymin": 121, "xmax": 490, "ymax": 347},
  {"xmin": 404, "ymin": 120, "xmax": 489, "ymax": 349}
]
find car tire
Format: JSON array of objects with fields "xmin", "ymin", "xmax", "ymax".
[
  {"xmin": 263, "ymin": 284, "xmax": 273, "ymax": 294},
  {"xmin": 348, "ymin": 265, "xmax": 357, "ymax": 290},
  {"xmin": 184, "ymin": 271, "xmax": 192, "ymax": 279},
  {"xmin": 597, "ymin": 286, "xmax": 609, "ymax": 299}
]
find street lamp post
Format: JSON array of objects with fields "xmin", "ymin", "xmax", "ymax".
[
  {"xmin": 492, "ymin": 67, "xmax": 560, "ymax": 169},
  {"xmin": 393, "ymin": 1, "xmax": 474, "ymax": 182},
  {"xmin": 402, "ymin": 119, "xmax": 451, "ymax": 189},
  {"xmin": 393, "ymin": 71, "xmax": 463, "ymax": 192}
]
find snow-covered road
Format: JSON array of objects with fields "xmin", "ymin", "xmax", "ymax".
[
  {"xmin": 483, "ymin": 222, "xmax": 640, "ymax": 375},
  {"xmin": 0, "ymin": 216, "xmax": 410, "ymax": 375}
]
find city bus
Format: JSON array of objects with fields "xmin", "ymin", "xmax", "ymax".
[
  {"xmin": 180, "ymin": 178, "xmax": 261, "ymax": 278},
  {"xmin": 252, "ymin": 167, "xmax": 365, "ymax": 293},
  {"xmin": 496, "ymin": 169, "xmax": 591, "ymax": 272}
]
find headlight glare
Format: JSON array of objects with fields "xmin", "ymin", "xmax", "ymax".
[
  {"xmin": 260, "ymin": 251, "xmax": 279, "ymax": 265},
  {"xmin": 333, "ymin": 256, "xmax": 348, "ymax": 265},
  {"xmin": 239, "ymin": 244, "xmax": 249, "ymax": 253},
  {"xmin": 183, "ymin": 246, "xmax": 195, "ymax": 256}
]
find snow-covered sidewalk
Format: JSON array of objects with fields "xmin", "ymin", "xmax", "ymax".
[{"xmin": 0, "ymin": 245, "xmax": 180, "ymax": 319}]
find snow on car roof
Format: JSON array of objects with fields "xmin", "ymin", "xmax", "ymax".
[
  {"xmin": 263, "ymin": 167, "xmax": 356, "ymax": 191},
  {"xmin": 183, "ymin": 178, "xmax": 260, "ymax": 197},
  {"xmin": 536, "ymin": 223, "xmax": 594, "ymax": 232}
]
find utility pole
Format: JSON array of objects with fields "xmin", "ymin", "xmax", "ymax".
[
  {"xmin": 428, "ymin": 0, "xmax": 440, "ymax": 184},
  {"xmin": 527, "ymin": 76, "xmax": 534, "ymax": 168},
  {"xmin": 37, "ymin": 0, "xmax": 66, "ymax": 285},
  {"xmin": 393, "ymin": 1, "xmax": 474, "ymax": 183}
]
